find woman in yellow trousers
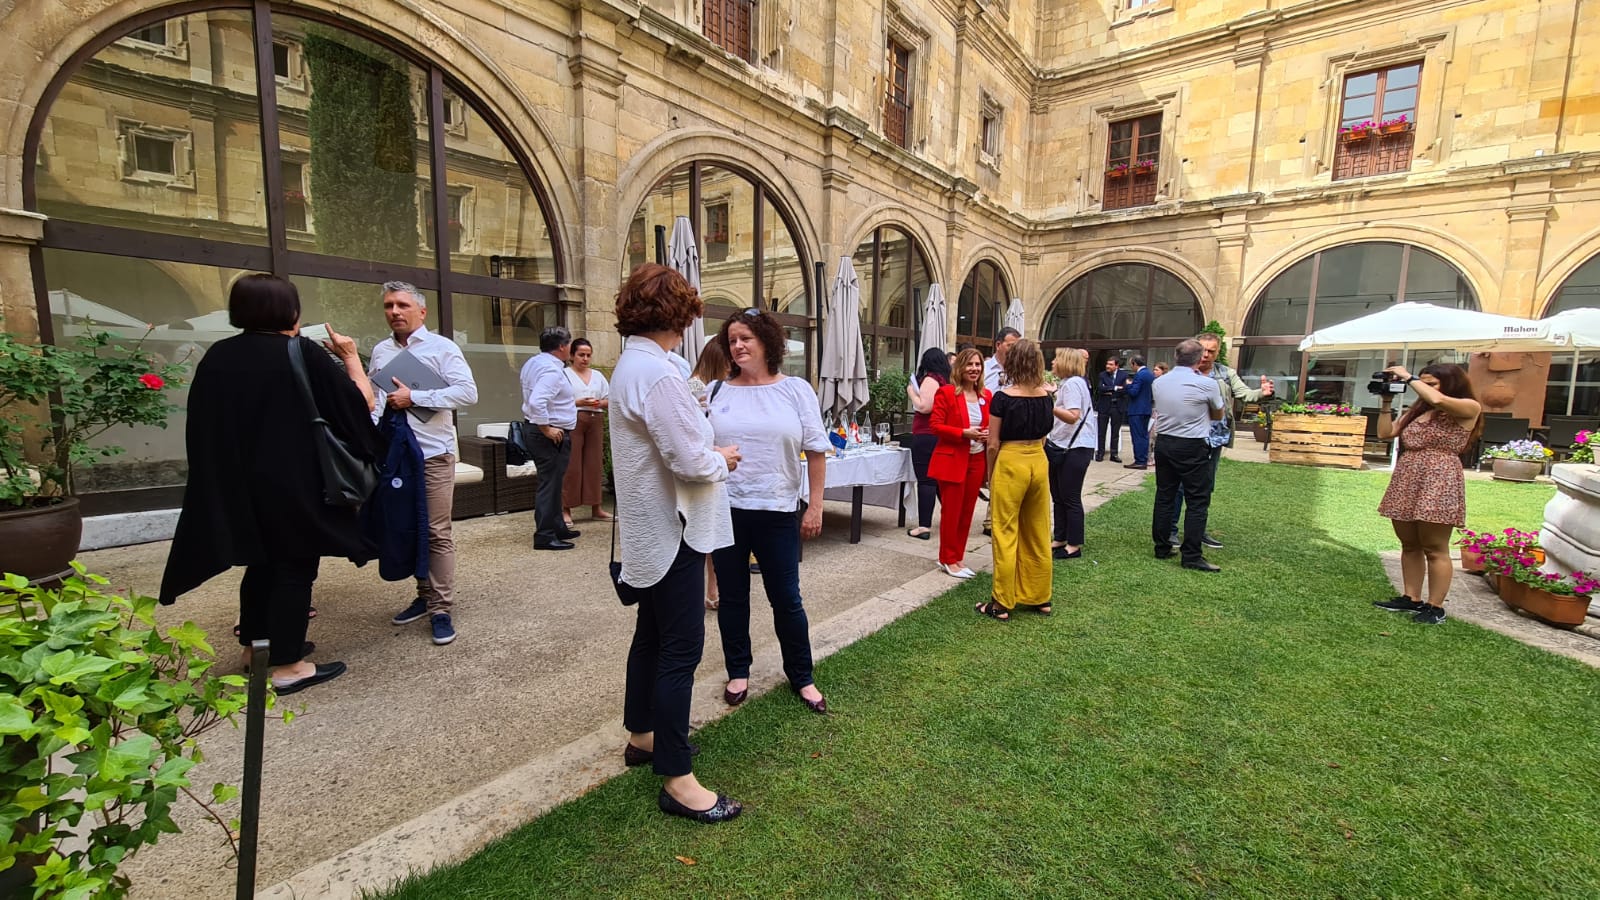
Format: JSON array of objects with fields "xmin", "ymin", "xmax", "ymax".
[{"xmin": 977, "ymin": 339, "xmax": 1056, "ymax": 621}]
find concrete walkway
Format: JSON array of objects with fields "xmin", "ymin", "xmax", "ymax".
[{"xmin": 89, "ymin": 451, "xmax": 1156, "ymax": 898}]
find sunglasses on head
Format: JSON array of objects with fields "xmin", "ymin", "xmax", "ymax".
[{"xmin": 743, "ymin": 308, "xmax": 761, "ymax": 317}]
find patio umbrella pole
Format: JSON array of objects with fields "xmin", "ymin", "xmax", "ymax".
[
  {"xmin": 815, "ymin": 260, "xmax": 826, "ymax": 364},
  {"xmin": 1568, "ymin": 349, "xmax": 1579, "ymax": 416},
  {"xmin": 654, "ymin": 225, "xmax": 666, "ymax": 266}
]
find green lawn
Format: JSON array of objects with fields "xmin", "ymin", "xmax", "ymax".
[{"xmin": 380, "ymin": 461, "xmax": 1598, "ymax": 898}]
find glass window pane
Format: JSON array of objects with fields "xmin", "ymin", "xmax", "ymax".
[
  {"xmin": 1246, "ymin": 256, "xmax": 1314, "ymax": 336},
  {"xmin": 1340, "ymin": 95, "xmax": 1375, "ymax": 123},
  {"xmin": 36, "ymin": 11, "xmax": 266, "ymax": 244},
  {"xmin": 445, "ymin": 89, "xmax": 556, "ymax": 284},
  {"xmin": 1382, "ymin": 87, "xmax": 1418, "ymax": 116},
  {"xmin": 853, "ymin": 233, "xmax": 878, "ymax": 327},
  {"xmin": 1148, "ymin": 269, "xmax": 1202, "ymax": 337},
  {"xmin": 1403, "ymin": 247, "xmax": 1476, "ymax": 308},
  {"xmin": 877, "ymin": 229, "xmax": 910, "ymax": 328},
  {"xmin": 782, "ymin": 327, "xmax": 809, "ymax": 380},
  {"xmin": 282, "ymin": 16, "xmax": 432, "ymax": 267},
  {"xmin": 42, "ymin": 248, "xmax": 252, "ymax": 492},
  {"xmin": 1083, "ymin": 265, "xmax": 1149, "ymax": 341},
  {"xmin": 975, "ymin": 263, "xmax": 994, "ymax": 336},
  {"xmin": 291, "ymin": 275, "xmax": 434, "ymax": 351},
  {"xmin": 763, "ymin": 195, "xmax": 807, "ymax": 315},
  {"xmin": 1549, "ymin": 255, "xmax": 1600, "ymax": 315},
  {"xmin": 1310, "ymin": 242, "xmax": 1405, "ymax": 330},
  {"xmin": 1041, "ymin": 277, "xmax": 1087, "ymax": 341},
  {"xmin": 1345, "ymin": 72, "xmax": 1379, "ymax": 98},
  {"xmin": 629, "ymin": 166, "xmax": 691, "ymax": 280},
  {"xmin": 699, "ymin": 165, "xmax": 755, "ymax": 307},
  {"xmin": 452, "ymin": 293, "xmax": 555, "ymax": 437},
  {"xmin": 1387, "ymin": 64, "xmax": 1420, "ymax": 90},
  {"xmin": 1236, "ymin": 346, "xmax": 1302, "ymax": 396}
]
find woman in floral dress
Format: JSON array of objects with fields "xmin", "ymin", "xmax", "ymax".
[{"xmin": 1374, "ymin": 363, "xmax": 1482, "ymax": 624}]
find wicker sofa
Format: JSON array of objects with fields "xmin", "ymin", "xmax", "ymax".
[
  {"xmin": 470, "ymin": 423, "xmax": 538, "ymax": 514},
  {"xmin": 452, "ymin": 431, "xmax": 496, "ymax": 519}
]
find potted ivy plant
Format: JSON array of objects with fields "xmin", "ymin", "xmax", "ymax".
[
  {"xmin": 0, "ymin": 567, "xmax": 272, "ymax": 897},
  {"xmin": 0, "ymin": 331, "xmax": 185, "ymax": 583},
  {"xmin": 1480, "ymin": 439, "xmax": 1552, "ymax": 482}
]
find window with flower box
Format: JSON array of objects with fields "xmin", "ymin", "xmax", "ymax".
[
  {"xmin": 1333, "ymin": 63, "xmax": 1419, "ymax": 180},
  {"xmin": 1103, "ymin": 113, "xmax": 1160, "ymax": 211},
  {"xmin": 281, "ymin": 159, "xmax": 309, "ymax": 232},
  {"xmin": 703, "ymin": 0, "xmax": 755, "ymax": 63}
]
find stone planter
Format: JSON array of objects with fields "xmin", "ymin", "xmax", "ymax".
[
  {"xmin": 1541, "ymin": 464, "xmax": 1600, "ymax": 597},
  {"xmin": 0, "ymin": 497, "xmax": 82, "ymax": 585},
  {"xmin": 1267, "ymin": 414, "xmax": 1365, "ymax": 469},
  {"xmin": 1491, "ymin": 457, "xmax": 1543, "ymax": 482}
]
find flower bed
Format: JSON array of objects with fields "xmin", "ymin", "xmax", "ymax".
[{"xmin": 1460, "ymin": 527, "xmax": 1596, "ymax": 627}]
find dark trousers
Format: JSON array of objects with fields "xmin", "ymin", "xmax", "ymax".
[
  {"xmin": 237, "ymin": 557, "xmax": 320, "ymax": 666},
  {"xmin": 1127, "ymin": 414, "xmax": 1151, "ymax": 465},
  {"xmin": 1096, "ymin": 405, "xmax": 1124, "ymax": 458},
  {"xmin": 711, "ymin": 507, "xmax": 814, "ymax": 688},
  {"xmin": 622, "ymin": 541, "xmax": 705, "ymax": 777},
  {"xmin": 1046, "ymin": 443, "xmax": 1094, "ymax": 546},
  {"xmin": 1166, "ymin": 443, "xmax": 1223, "ymax": 538},
  {"xmin": 909, "ymin": 433, "xmax": 940, "ymax": 529},
  {"xmin": 1153, "ymin": 435, "xmax": 1217, "ymax": 564},
  {"xmin": 525, "ymin": 423, "xmax": 572, "ymax": 543}
]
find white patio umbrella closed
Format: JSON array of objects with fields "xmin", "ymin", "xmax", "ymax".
[
  {"xmin": 820, "ymin": 256, "xmax": 870, "ymax": 422},
  {"xmin": 666, "ymin": 215, "xmax": 702, "ymax": 370},
  {"xmin": 1003, "ymin": 297, "xmax": 1026, "ymax": 336},
  {"xmin": 917, "ymin": 283, "xmax": 948, "ymax": 360}
]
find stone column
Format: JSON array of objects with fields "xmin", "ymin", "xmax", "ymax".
[
  {"xmin": 566, "ymin": 6, "xmax": 625, "ymax": 362},
  {"xmin": 0, "ymin": 208, "xmax": 45, "ymax": 341}
]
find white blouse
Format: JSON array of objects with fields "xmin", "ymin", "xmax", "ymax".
[
  {"xmin": 565, "ymin": 367, "xmax": 609, "ymax": 406},
  {"xmin": 609, "ymin": 337, "xmax": 732, "ymax": 587},
  {"xmin": 707, "ymin": 376, "xmax": 830, "ymax": 512}
]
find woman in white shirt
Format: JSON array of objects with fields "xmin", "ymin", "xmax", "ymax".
[
  {"xmin": 706, "ymin": 309, "xmax": 831, "ymax": 715},
  {"xmin": 562, "ymin": 338, "xmax": 611, "ymax": 526},
  {"xmin": 1046, "ymin": 348, "xmax": 1097, "ymax": 560},
  {"xmin": 611, "ymin": 265, "xmax": 744, "ymax": 824}
]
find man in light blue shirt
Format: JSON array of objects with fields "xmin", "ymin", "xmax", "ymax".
[
  {"xmin": 983, "ymin": 327, "xmax": 1020, "ymax": 393},
  {"xmin": 1150, "ymin": 339, "xmax": 1225, "ymax": 572},
  {"xmin": 520, "ymin": 326, "xmax": 580, "ymax": 550},
  {"xmin": 369, "ymin": 281, "xmax": 478, "ymax": 646}
]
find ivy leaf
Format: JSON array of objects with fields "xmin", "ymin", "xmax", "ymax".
[
  {"xmin": 99, "ymin": 735, "xmax": 158, "ymax": 783},
  {"xmin": 211, "ymin": 783, "xmax": 239, "ymax": 804},
  {"xmin": 166, "ymin": 621, "xmax": 213, "ymax": 655},
  {"xmin": 39, "ymin": 650, "xmax": 120, "ymax": 686},
  {"xmin": 151, "ymin": 756, "xmax": 194, "ymax": 788},
  {"xmin": 0, "ymin": 696, "xmax": 35, "ymax": 736}
]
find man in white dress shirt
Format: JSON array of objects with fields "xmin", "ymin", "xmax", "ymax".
[
  {"xmin": 520, "ymin": 326, "xmax": 581, "ymax": 550},
  {"xmin": 369, "ymin": 281, "xmax": 479, "ymax": 646}
]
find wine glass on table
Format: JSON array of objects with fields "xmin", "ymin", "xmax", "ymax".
[{"xmin": 875, "ymin": 422, "xmax": 891, "ymax": 446}]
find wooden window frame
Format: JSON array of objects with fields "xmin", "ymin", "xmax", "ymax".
[
  {"xmin": 1332, "ymin": 63, "xmax": 1420, "ymax": 181},
  {"xmin": 884, "ymin": 38, "xmax": 913, "ymax": 149},
  {"xmin": 1102, "ymin": 113, "xmax": 1161, "ymax": 211},
  {"xmin": 957, "ymin": 260, "xmax": 1008, "ymax": 351},
  {"xmin": 703, "ymin": 0, "xmax": 756, "ymax": 64}
]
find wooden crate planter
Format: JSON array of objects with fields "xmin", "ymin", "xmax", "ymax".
[{"xmin": 1267, "ymin": 414, "xmax": 1365, "ymax": 470}]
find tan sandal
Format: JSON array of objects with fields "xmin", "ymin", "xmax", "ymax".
[{"xmin": 705, "ymin": 597, "xmax": 720, "ymax": 610}]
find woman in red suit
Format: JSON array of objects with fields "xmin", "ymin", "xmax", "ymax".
[{"xmin": 928, "ymin": 348, "xmax": 991, "ymax": 579}]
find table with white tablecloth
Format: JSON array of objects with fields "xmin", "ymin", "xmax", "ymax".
[{"xmin": 800, "ymin": 446, "xmax": 915, "ymax": 543}]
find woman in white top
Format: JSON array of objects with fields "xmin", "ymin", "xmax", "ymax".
[
  {"xmin": 611, "ymin": 264, "xmax": 744, "ymax": 824},
  {"xmin": 688, "ymin": 337, "xmax": 732, "ymax": 610},
  {"xmin": 1046, "ymin": 348, "xmax": 1097, "ymax": 560},
  {"xmin": 706, "ymin": 308, "xmax": 831, "ymax": 715},
  {"xmin": 562, "ymin": 338, "xmax": 611, "ymax": 526}
]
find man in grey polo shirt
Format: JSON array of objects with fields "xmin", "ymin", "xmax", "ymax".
[{"xmin": 1150, "ymin": 339, "xmax": 1226, "ymax": 572}]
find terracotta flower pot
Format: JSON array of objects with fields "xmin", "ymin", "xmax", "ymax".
[
  {"xmin": 0, "ymin": 497, "xmax": 82, "ymax": 584},
  {"xmin": 1460, "ymin": 547, "xmax": 1486, "ymax": 574},
  {"xmin": 1491, "ymin": 458, "xmax": 1543, "ymax": 482},
  {"xmin": 1340, "ymin": 128, "xmax": 1372, "ymax": 142},
  {"xmin": 1505, "ymin": 582, "xmax": 1592, "ymax": 628},
  {"xmin": 1379, "ymin": 122, "xmax": 1411, "ymax": 135}
]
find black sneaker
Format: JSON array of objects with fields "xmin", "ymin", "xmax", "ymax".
[
  {"xmin": 1411, "ymin": 604, "xmax": 1446, "ymax": 625},
  {"xmin": 392, "ymin": 598, "xmax": 428, "ymax": 625},
  {"xmin": 1373, "ymin": 595, "xmax": 1425, "ymax": 613},
  {"xmin": 1201, "ymin": 534, "xmax": 1224, "ymax": 549}
]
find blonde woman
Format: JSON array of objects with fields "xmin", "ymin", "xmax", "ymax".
[
  {"xmin": 978, "ymin": 338, "xmax": 1055, "ymax": 621},
  {"xmin": 1046, "ymin": 348, "xmax": 1096, "ymax": 559}
]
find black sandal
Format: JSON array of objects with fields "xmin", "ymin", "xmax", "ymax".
[
  {"xmin": 974, "ymin": 600, "xmax": 1009, "ymax": 621},
  {"xmin": 1034, "ymin": 604, "xmax": 1053, "ymax": 616}
]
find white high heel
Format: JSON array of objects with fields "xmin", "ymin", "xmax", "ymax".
[{"xmin": 939, "ymin": 563, "xmax": 973, "ymax": 579}]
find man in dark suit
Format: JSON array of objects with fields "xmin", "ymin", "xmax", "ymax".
[
  {"xmin": 1094, "ymin": 356, "xmax": 1131, "ymax": 462},
  {"xmin": 1122, "ymin": 356, "xmax": 1155, "ymax": 469}
]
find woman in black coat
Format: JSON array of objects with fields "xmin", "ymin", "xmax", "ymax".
[{"xmin": 160, "ymin": 274, "xmax": 378, "ymax": 694}]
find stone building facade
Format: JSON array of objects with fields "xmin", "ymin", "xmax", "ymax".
[{"xmin": 0, "ymin": 0, "xmax": 1597, "ymax": 507}]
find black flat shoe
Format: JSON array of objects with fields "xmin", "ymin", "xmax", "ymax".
[
  {"xmin": 559, "ymin": 528, "xmax": 582, "ymax": 540},
  {"xmin": 534, "ymin": 539, "xmax": 576, "ymax": 550},
  {"xmin": 623, "ymin": 742, "xmax": 700, "ymax": 767},
  {"xmin": 1182, "ymin": 559, "xmax": 1222, "ymax": 573},
  {"xmin": 658, "ymin": 788, "xmax": 743, "ymax": 824},
  {"xmin": 724, "ymin": 686, "xmax": 749, "ymax": 706},
  {"xmin": 907, "ymin": 527, "xmax": 931, "ymax": 540},
  {"xmin": 791, "ymin": 684, "xmax": 827, "ymax": 715},
  {"xmin": 1052, "ymin": 547, "xmax": 1081, "ymax": 560},
  {"xmin": 272, "ymin": 661, "xmax": 347, "ymax": 696}
]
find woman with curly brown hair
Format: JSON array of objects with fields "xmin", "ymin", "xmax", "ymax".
[
  {"xmin": 1373, "ymin": 362, "xmax": 1482, "ymax": 625},
  {"xmin": 611, "ymin": 263, "xmax": 744, "ymax": 823}
]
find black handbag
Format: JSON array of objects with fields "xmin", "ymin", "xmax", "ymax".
[
  {"xmin": 505, "ymin": 421, "xmax": 532, "ymax": 466},
  {"xmin": 286, "ymin": 338, "xmax": 380, "ymax": 507},
  {"xmin": 609, "ymin": 520, "xmax": 645, "ymax": 606}
]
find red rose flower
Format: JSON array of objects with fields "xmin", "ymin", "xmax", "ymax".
[{"xmin": 139, "ymin": 373, "xmax": 165, "ymax": 390}]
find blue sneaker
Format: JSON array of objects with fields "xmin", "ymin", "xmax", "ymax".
[
  {"xmin": 431, "ymin": 613, "xmax": 456, "ymax": 645},
  {"xmin": 392, "ymin": 598, "xmax": 428, "ymax": 625}
]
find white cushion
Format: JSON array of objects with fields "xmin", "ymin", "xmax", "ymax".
[
  {"xmin": 454, "ymin": 463, "xmax": 484, "ymax": 485},
  {"xmin": 505, "ymin": 462, "xmax": 538, "ymax": 479},
  {"xmin": 477, "ymin": 423, "xmax": 510, "ymax": 440}
]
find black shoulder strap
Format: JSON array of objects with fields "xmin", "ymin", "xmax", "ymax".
[
  {"xmin": 708, "ymin": 379, "xmax": 724, "ymax": 405},
  {"xmin": 285, "ymin": 338, "xmax": 327, "ymax": 427}
]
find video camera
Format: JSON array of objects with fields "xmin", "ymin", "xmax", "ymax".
[{"xmin": 1366, "ymin": 370, "xmax": 1408, "ymax": 397}]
